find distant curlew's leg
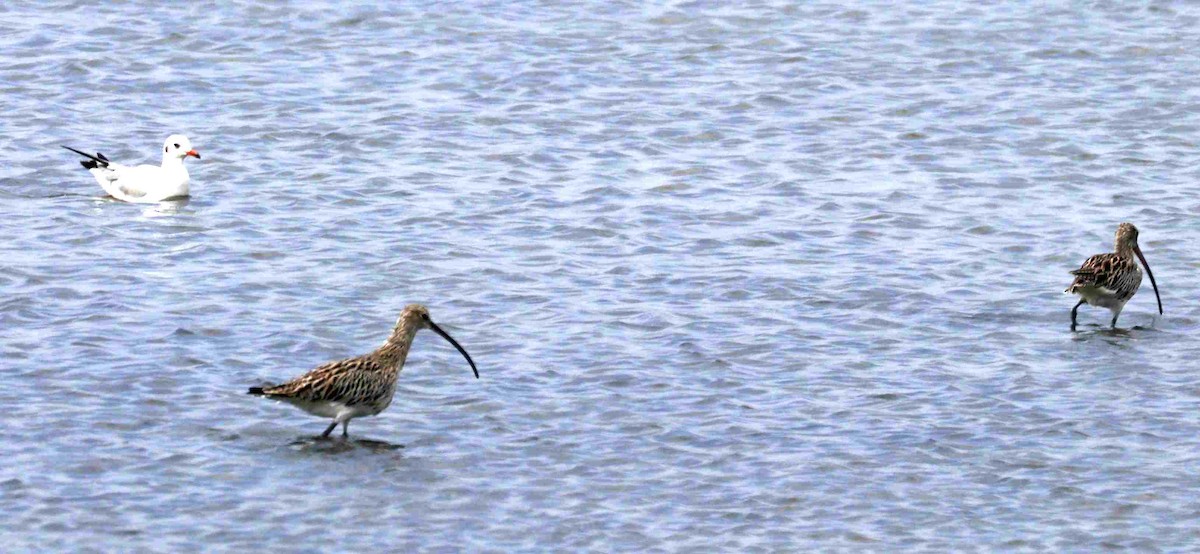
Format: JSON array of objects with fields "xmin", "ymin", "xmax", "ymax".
[
  {"xmin": 322, "ymin": 421, "xmax": 338, "ymax": 438},
  {"xmin": 1070, "ymin": 299, "xmax": 1085, "ymax": 331}
]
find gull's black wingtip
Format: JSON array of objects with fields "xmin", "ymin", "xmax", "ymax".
[{"xmin": 62, "ymin": 145, "xmax": 108, "ymax": 168}]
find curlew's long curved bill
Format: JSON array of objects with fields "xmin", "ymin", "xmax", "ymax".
[
  {"xmin": 1133, "ymin": 245, "xmax": 1163, "ymax": 315},
  {"xmin": 428, "ymin": 320, "xmax": 479, "ymax": 378}
]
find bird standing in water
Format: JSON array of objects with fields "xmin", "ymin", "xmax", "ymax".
[
  {"xmin": 249, "ymin": 304, "xmax": 479, "ymax": 438},
  {"xmin": 1066, "ymin": 222, "xmax": 1162, "ymax": 330}
]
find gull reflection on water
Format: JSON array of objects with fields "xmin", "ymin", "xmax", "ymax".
[{"xmin": 141, "ymin": 197, "xmax": 191, "ymax": 218}]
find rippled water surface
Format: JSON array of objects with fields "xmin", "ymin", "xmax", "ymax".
[{"xmin": 4, "ymin": 1, "xmax": 1200, "ymax": 551}]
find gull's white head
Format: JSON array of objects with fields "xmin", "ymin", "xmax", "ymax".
[{"xmin": 163, "ymin": 135, "xmax": 200, "ymax": 161}]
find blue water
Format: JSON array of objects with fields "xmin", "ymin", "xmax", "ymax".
[{"xmin": 3, "ymin": 1, "xmax": 1200, "ymax": 551}]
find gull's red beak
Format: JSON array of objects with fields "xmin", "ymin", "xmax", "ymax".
[{"xmin": 186, "ymin": 150, "xmax": 201, "ymax": 159}]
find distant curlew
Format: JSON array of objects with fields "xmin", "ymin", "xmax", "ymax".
[
  {"xmin": 1066, "ymin": 222, "xmax": 1162, "ymax": 330},
  {"xmin": 249, "ymin": 304, "xmax": 478, "ymax": 437}
]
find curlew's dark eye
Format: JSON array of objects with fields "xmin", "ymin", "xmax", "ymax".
[
  {"xmin": 173, "ymin": 143, "xmax": 180, "ymax": 149},
  {"xmin": 421, "ymin": 313, "xmax": 430, "ymax": 321}
]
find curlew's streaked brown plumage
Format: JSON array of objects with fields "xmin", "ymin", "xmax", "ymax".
[
  {"xmin": 248, "ymin": 304, "xmax": 478, "ymax": 438},
  {"xmin": 1065, "ymin": 222, "xmax": 1162, "ymax": 330}
]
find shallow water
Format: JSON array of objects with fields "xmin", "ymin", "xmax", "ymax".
[{"xmin": 3, "ymin": 1, "xmax": 1200, "ymax": 551}]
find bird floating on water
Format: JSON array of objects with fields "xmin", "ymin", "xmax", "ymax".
[
  {"xmin": 1065, "ymin": 222, "xmax": 1162, "ymax": 330},
  {"xmin": 249, "ymin": 304, "xmax": 479, "ymax": 438},
  {"xmin": 63, "ymin": 134, "xmax": 200, "ymax": 203}
]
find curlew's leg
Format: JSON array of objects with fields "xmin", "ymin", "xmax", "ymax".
[
  {"xmin": 1070, "ymin": 299, "xmax": 1085, "ymax": 331},
  {"xmin": 342, "ymin": 421, "xmax": 350, "ymax": 437},
  {"xmin": 322, "ymin": 421, "xmax": 338, "ymax": 438},
  {"xmin": 1111, "ymin": 311, "xmax": 1120, "ymax": 329}
]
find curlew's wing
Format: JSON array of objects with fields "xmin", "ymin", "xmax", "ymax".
[
  {"xmin": 1066, "ymin": 253, "xmax": 1136, "ymax": 293},
  {"xmin": 257, "ymin": 356, "xmax": 388, "ymax": 404}
]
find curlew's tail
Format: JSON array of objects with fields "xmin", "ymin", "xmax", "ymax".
[
  {"xmin": 62, "ymin": 146, "xmax": 110, "ymax": 170},
  {"xmin": 248, "ymin": 387, "xmax": 266, "ymax": 395}
]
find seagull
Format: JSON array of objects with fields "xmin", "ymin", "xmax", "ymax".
[{"xmin": 63, "ymin": 135, "xmax": 201, "ymax": 203}]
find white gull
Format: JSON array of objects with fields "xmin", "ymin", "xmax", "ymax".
[{"xmin": 63, "ymin": 134, "xmax": 201, "ymax": 203}]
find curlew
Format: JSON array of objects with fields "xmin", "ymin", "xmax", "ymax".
[
  {"xmin": 1066, "ymin": 222, "xmax": 1162, "ymax": 330},
  {"xmin": 249, "ymin": 304, "xmax": 478, "ymax": 437}
]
